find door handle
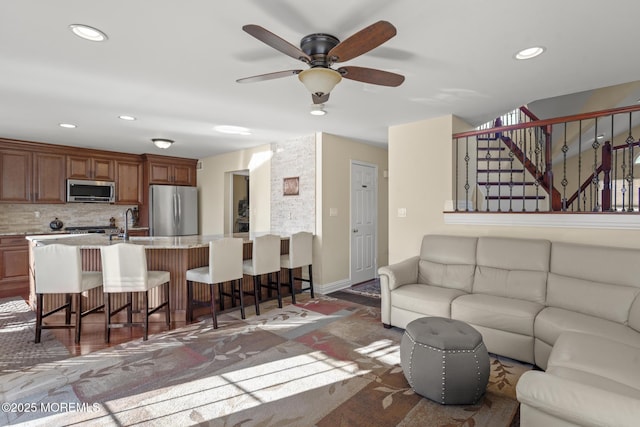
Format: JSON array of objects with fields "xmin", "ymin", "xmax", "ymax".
[{"xmin": 353, "ymin": 228, "xmax": 358, "ymax": 233}]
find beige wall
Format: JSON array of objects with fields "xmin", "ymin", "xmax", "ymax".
[
  {"xmin": 317, "ymin": 133, "xmax": 389, "ymax": 289},
  {"xmin": 387, "ymin": 114, "xmax": 640, "ymax": 265},
  {"xmin": 197, "ymin": 144, "xmax": 271, "ymax": 235}
]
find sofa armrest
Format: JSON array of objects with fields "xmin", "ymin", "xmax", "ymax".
[
  {"xmin": 378, "ymin": 256, "xmax": 419, "ymax": 327},
  {"xmin": 378, "ymin": 256, "xmax": 420, "ymax": 292},
  {"xmin": 517, "ymin": 371, "xmax": 640, "ymax": 427}
]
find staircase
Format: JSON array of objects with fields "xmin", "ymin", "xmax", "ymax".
[{"xmin": 475, "ymin": 138, "xmax": 548, "ymax": 212}]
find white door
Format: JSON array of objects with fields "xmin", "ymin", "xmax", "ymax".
[{"xmin": 350, "ymin": 162, "xmax": 377, "ymax": 284}]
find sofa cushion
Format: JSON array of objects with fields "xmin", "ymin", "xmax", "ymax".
[
  {"xmin": 534, "ymin": 307, "xmax": 640, "ymax": 349},
  {"xmin": 550, "ymin": 241, "xmax": 640, "ymax": 327},
  {"xmin": 392, "ymin": 284, "xmax": 467, "ymax": 318},
  {"xmin": 547, "ymin": 272, "xmax": 639, "ymax": 324},
  {"xmin": 451, "ymin": 293, "xmax": 543, "ymax": 336},
  {"xmin": 473, "ymin": 237, "xmax": 550, "ymax": 303},
  {"xmin": 418, "ymin": 235, "xmax": 477, "ymax": 292},
  {"xmin": 548, "ymin": 332, "xmax": 640, "ymax": 398}
]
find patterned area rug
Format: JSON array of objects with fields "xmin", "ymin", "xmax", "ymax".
[
  {"xmin": 0, "ymin": 294, "xmax": 531, "ymax": 426},
  {"xmin": 0, "ymin": 297, "xmax": 71, "ymax": 374},
  {"xmin": 344, "ymin": 279, "xmax": 381, "ymax": 298}
]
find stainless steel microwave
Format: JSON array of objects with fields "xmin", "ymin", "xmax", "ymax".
[{"xmin": 66, "ymin": 179, "xmax": 115, "ymax": 203}]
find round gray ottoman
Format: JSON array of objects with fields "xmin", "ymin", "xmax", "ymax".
[{"xmin": 400, "ymin": 317, "xmax": 490, "ymax": 405}]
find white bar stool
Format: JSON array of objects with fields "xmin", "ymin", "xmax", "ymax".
[
  {"xmin": 280, "ymin": 232, "xmax": 314, "ymax": 304},
  {"xmin": 186, "ymin": 238, "xmax": 244, "ymax": 327},
  {"xmin": 242, "ymin": 234, "xmax": 282, "ymax": 316},
  {"xmin": 33, "ymin": 244, "xmax": 103, "ymax": 344},
  {"xmin": 100, "ymin": 243, "xmax": 171, "ymax": 342}
]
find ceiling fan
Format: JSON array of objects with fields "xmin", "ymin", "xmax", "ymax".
[{"xmin": 236, "ymin": 20, "xmax": 405, "ymax": 104}]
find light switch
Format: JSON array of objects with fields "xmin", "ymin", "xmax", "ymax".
[
  {"xmin": 397, "ymin": 208, "xmax": 407, "ymax": 217},
  {"xmin": 329, "ymin": 208, "xmax": 338, "ymax": 217}
]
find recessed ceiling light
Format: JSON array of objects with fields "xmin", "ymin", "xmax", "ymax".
[
  {"xmin": 59, "ymin": 123, "xmax": 77, "ymax": 129},
  {"xmin": 514, "ymin": 46, "xmax": 545, "ymax": 60},
  {"xmin": 69, "ymin": 24, "xmax": 108, "ymax": 42},
  {"xmin": 118, "ymin": 115, "xmax": 136, "ymax": 121},
  {"xmin": 310, "ymin": 104, "xmax": 327, "ymax": 116},
  {"xmin": 214, "ymin": 125, "xmax": 251, "ymax": 136}
]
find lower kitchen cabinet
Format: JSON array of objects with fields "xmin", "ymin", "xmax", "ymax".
[{"xmin": 0, "ymin": 235, "xmax": 29, "ymax": 299}]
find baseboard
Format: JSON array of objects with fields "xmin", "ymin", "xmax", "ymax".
[{"xmin": 316, "ymin": 279, "xmax": 352, "ymax": 295}]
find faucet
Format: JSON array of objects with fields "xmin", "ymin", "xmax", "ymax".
[{"xmin": 123, "ymin": 208, "xmax": 134, "ymax": 241}]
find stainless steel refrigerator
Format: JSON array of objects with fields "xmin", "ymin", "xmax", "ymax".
[{"xmin": 149, "ymin": 185, "xmax": 198, "ymax": 236}]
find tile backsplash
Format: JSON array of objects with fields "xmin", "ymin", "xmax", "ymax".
[{"xmin": 0, "ymin": 203, "xmax": 138, "ymax": 234}]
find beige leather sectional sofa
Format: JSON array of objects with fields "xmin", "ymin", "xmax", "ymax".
[{"xmin": 379, "ymin": 234, "xmax": 640, "ymax": 426}]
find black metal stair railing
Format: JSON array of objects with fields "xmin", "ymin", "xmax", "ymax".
[{"xmin": 453, "ymin": 105, "xmax": 640, "ymax": 212}]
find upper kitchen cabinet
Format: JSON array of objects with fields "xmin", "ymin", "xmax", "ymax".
[
  {"xmin": 115, "ymin": 158, "xmax": 143, "ymax": 204},
  {"xmin": 67, "ymin": 154, "xmax": 115, "ymax": 181},
  {"xmin": 0, "ymin": 145, "xmax": 65, "ymax": 203},
  {"xmin": 143, "ymin": 154, "xmax": 197, "ymax": 186}
]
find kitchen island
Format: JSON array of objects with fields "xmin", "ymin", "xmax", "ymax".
[{"xmin": 27, "ymin": 233, "xmax": 296, "ymax": 322}]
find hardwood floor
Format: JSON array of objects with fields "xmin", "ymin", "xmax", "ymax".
[{"xmin": 47, "ymin": 312, "xmax": 187, "ymax": 356}]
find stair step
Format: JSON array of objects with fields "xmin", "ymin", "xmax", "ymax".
[
  {"xmin": 477, "ymin": 169, "xmax": 524, "ymax": 174},
  {"xmin": 478, "ymin": 182, "xmax": 536, "ymax": 186},
  {"xmin": 477, "ymin": 157, "xmax": 515, "ymax": 162},
  {"xmin": 485, "ymin": 195, "xmax": 546, "ymax": 200},
  {"xmin": 477, "ymin": 147, "xmax": 506, "ymax": 151}
]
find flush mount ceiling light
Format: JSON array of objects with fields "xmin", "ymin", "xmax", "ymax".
[
  {"xmin": 214, "ymin": 125, "xmax": 251, "ymax": 136},
  {"xmin": 68, "ymin": 24, "xmax": 108, "ymax": 42},
  {"xmin": 298, "ymin": 68, "xmax": 342, "ymax": 97},
  {"xmin": 118, "ymin": 115, "xmax": 136, "ymax": 121},
  {"xmin": 152, "ymin": 138, "xmax": 174, "ymax": 149},
  {"xmin": 310, "ymin": 104, "xmax": 327, "ymax": 116},
  {"xmin": 514, "ymin": 46, "xmax": 546, "ymax": 60},
  {"xmin": 59, "ymin": 123, "xmax": 77, "ymax": 128}
]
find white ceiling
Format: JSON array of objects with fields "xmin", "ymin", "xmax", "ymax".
[{"xmin": 2, "ymin": 0, "xmax": 640, "ymax": 160}]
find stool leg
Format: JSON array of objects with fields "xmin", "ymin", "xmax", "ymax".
[
  {"xmin": 165, "ymin": 282, "xmax": 171, "ymax": 326},
  {"xmin": 186, "ymin": 280, "xmax": 193, "ymax": 323},
  {"xmin": 105, "ymin": 293, "xmax": 111, "ymax": 343},
  {"xmin": 218, "ymin": 282, "xmax": 225, "ymax": 311},
  {"xmin": 276, "ymin": 271, "xmax": 282, "ymax": 308},
  {"xmin": 308, "ymin": 265, "xmax": 315, "ymax": 298},
  {"xmin": 253, "ymin": 276, "xmax": 260, "ymax": 316},
  {"xmin": 288, "ymin": 268, "xmax": 296, "ymax": 304},
  {"xmin": 35, "ymin": 293, "xmax": 43, "ymax": 344},
  {"xmin": 127, "ymin": 292, "xmax": 133, "ymax": 324},
  {"xmin": 65, "ymin": 293, "xmax": 72, "ymax": 325},
  {"xmin": 237, "ymin": 279, "xmax": 246, "ymax": 319},
  {"xmin": 75, "ymin": 293, "xmax": 82, "ymax": 344},
  {"xmin": 143, "ymin": 291, "xmax": 149, "ymax": 341},
  {"xmin": 210, "ymin": 283, "xmax": 218, "ymax": 329}
]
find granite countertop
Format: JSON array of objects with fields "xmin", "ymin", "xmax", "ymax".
[{"xmin": 26, "ymin": 231, "xmax": 291, "ymax": 249}]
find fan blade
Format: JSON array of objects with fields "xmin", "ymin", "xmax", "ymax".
[
  {"xmin": 312, "ymin": 93, "xmax": 330, "ymax": 104},
  {"xmin": 328, "ymin": 21, "xmax": 397, "ymax": 63},
  {"xmin": 338, "ymin": 66, "xmax": 405, "ymax": 87},
  {"xmin": 243, "ymin": 25, "xmax": 311, "ymax": 63},
  {"xmin": 236, "ymin": 70, "xmax": 302, "ymax": 84}
]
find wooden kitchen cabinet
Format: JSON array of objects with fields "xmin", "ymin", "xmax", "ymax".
[
  {"xmin": 0, "ymin": 147, "xmax": 65, "ymax": 203},
  {"xmin": 0, "ymin": 148, "xmax": 31, "ymax": 202},
  {"xmin": 144, "ymin": 154, "xmax": 197, "ymax": 186},
  {"xmin": 116, "ymin": 159, "xmax": 143, "ymax": 204},
  {"xmin": 67, "ymin": 154, "xmax": 115, "ymax": 181},
  {"xmin": 33, "ymin": 152, "xmax": 66, "ymax": 203},
  {"xmin": 0, "ymin": 235, "xmax": 29, "ymax": 299}
]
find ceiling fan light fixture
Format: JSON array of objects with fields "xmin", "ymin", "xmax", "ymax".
[
  {"xmin": 310, "ymin": 104, "xmax": 327, "ymax": 116},
  {"xmin": 298, "ymin": 68, "xmax": 342, "ymax": 97},
  {"xmin": 69, "ymin": 24, "xmax": 108, "ymax": 42},
  {"xmin": 152, "ymin": 138, "xmax": 174, "ymax": 149}
]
